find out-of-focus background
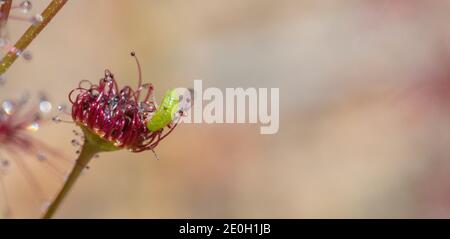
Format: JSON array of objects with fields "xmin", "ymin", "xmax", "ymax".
[{"xmin": 2, "ymin": 0, "xmax": 450, "ymax": 218}]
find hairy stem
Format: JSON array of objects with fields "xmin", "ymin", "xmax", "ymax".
[
  {"xmin": 0, "ymin": 0, "xmax": 68, "ymax": 75},
  {"xmin": 42, "ymin": 139, "xmax": 99, "ymax": 219}
]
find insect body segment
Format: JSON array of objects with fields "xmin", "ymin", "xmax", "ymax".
[{"xmin": 146, "ymin": 89, "xmax": 180, "ymax": 132}]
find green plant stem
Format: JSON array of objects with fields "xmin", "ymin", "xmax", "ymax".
[
  {"xmin": 0, "ymin": 0, "xmax": 68, "ymax": 75},
  {"xmin": 42, "ymin": 139, "xmax": 99, "ymax": 219}
]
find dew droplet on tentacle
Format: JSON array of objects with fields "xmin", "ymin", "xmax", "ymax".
[
  {"xmin": 51, "ymin": 116, "xmax": 73, "ymax": 124},
  {"xmin": 27, "ymin": 121, "xmax": 39, "ymax": 132},
  {"xmin": 52, "ymin": 116, "xmax": 61, "ymax": 123},
  {"xmin": 18, "ymin": 1, "xmax": 32, "ymax": 13},
  {"xmin": 2, "ymin": 100, "xmax": 14, "ymax": 115},
  {"xmin": 39, "ymin": 100, "xmax": 52, "ymax": 114},
  {"xmin": 31, "ymin": 14, "xmax": 42, "ymax": 24}
]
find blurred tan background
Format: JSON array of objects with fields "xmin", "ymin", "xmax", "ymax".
[{"xmin": 2, "ymin": 0, "xmax": 450, "ymax": 218}]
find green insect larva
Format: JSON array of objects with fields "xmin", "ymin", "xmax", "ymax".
[{"xmin": 147, "ymin": 89, "xmax": 180, "ymax": 132}]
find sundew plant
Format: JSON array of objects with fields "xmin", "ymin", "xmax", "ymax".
[{"xmin": 0, "ymin": 0, "xmax": 188, "ymax": 219}]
